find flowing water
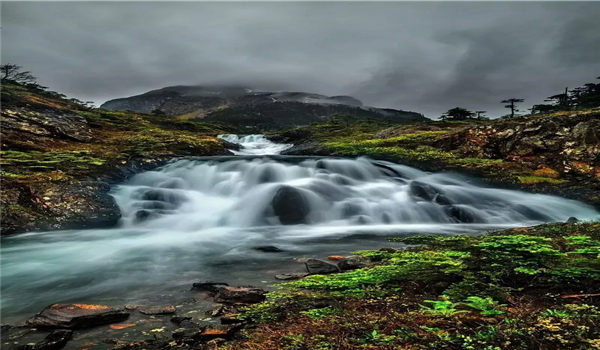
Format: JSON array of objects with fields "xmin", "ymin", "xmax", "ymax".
[
  {"xmin": 1, "ymin": 136, "xmax": 599, "ymax": 324},
  {"xmin": 217, "ymin": 134, "xmax": 292, "ymax": 155}
]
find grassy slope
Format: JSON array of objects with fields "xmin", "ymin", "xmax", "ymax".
[
  {"xmin": 278, "ymin": 111, "xmax": 600, "ymax": 205},
  {"xmin": 0, "ymin": 83, "xmax": 237, "ymax": 233},
  {"xmin": 226, "ymin": 222, "xmax": 600, "ymax": 350}
]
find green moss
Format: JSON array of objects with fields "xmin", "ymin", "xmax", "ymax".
[{"xmin": 517, "ymin": 176, "xmax": 569, "ymax": 185}]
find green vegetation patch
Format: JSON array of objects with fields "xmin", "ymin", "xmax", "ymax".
[{"xmin": 228, "ymin": 223, "xmax": 600, "ymax": 350}]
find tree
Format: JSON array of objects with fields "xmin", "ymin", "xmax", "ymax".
[
  {"xmin": 440, "ymin": 107, "xmax": 476, "ymax": 121},
  {"xmin": 1, "ymin": 63, "xmax": 37, "ymax": 84},
  {"xmin": 501, "ymin": 98, "xmax": 524, "ymax": 119},
  {"xmin": 475, "ymin": 111, "xmax": 487, "ymax": 120}
]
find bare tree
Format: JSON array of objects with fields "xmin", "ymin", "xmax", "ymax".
[
  {"xmin": 1, "ymin": 64, "xmax": 37, "ymax": 84},
  {"xmin": 501, "ymin": 98, "xmax": 525, "ymax": 119}
]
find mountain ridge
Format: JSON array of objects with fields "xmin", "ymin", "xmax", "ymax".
[{"xmin": 100, "ymin": 85, "xmax": 428, "ymax": 130}]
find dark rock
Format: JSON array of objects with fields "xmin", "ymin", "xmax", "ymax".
[
  {"xmin": 191, "ymin": 281, "xmax": 229, "ymax": 293},
  {"xmin": 170, "ymin": 316, "xmax": 192, "ymax": 325},
  {"xmin": 271, "ymin": 186, "xmax": 311, "ymax": 225},
  {"xmin": 26, "ymin": 304, "xmax": 130, "ymax": 329},
  {"xmin": 17, "ymin": 329, "xmax": 73, "ymax": 350},
  {"xmin": 566, "ymin": 217, "xmax": 579, "ymax": 224},
  {"xmin": 305, "ymin": 258, "xmax": 340, "ymax": 274},
  {"xmin": 1, "ymin": 181, "xmax": 121, "ymax": 235},
  {"xmin": 221, "ymin": 139, "xmax": 241, "ymax": 151},
  {"xmin": 252, "ymin": 245, "xmax": 285, "ymax": 253},
  {"xmin": 195, "ymin": 324, "xmax": 242, "ymax": 341},
  {"xmin": 281, "ymin": 141, "xmax": 332, "ymax": 156},
  {"xmin": 220, "ymin": 313, "xmax": 242, "ymax": 324},
  {"xmin": 379, "ymin": 247, "xmax": 397, "ymax": 252},
  {"xmin": 410, "ymin": 181, "xmax": 443, "ymax": 201},
  {"xmin": 338, "ymin": 255, "xmax": 372, "ymax": 271},
  {"xmin": 207, "ymin": 304, "xmax": 238, "ymax": 317},
  {"xmin": 434, "ymin": 194, "xmax": 453, "ymax": 206},
  {"xmin": 138, "ymin": 305, "xmax": 176, "ymax": 315},
  {"xmin": 1, "ymin": 323, "xmax": 15, "ymax": 332},
  {"xmin": 274, "ymin": 272, "xmax": 310, "ymax": 280},
  {"xmin": 214, "ymin": 286, "xmax": 267, "ymax": 304},
  {"xmin": 445, "ymin": 206, "xmax": 479, "ymax": 223}
]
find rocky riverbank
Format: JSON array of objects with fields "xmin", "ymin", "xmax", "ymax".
[
  {"xmin": 1, "ymin": 83, "xmax": 235, "ymax": 234},
  {"xmin": 2, "ymin": 221, "xmax": 598, "ymax": 350},
  {"xmin": 275, "ymin": 109, "xmax": 600, "ymax": 207}
]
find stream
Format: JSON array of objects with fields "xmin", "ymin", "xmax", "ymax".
[{"xmin": 2, "ymin": 135, "xmax": 599, "ymax": 328}]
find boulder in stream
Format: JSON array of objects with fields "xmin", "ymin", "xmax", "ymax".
[
  {"xmin": 214, "ymin": 286, "xmax": 267, "ymax": 304},
  {"xmin": 274, "ymin": 272, "xmax": 310, "ymax": 280},
  {"xmin": 26, "ymin": 304, "xmax": 129, "ymax": 329},
  {"xmin": 138, "ymin": 305, "xmax": 177, "ymax": 315},
  {"xmin": 305, "ymin": 258, "xmax": 340, "ymax": 274},
  {"xmin": 338, "ymin": 255, "xmax": 372, "ymax": 271},
  {"xmin": 191, "ymin": 281, "xmax": 229, "ymax": 293},
  {"xmin": 271, "ymin": 186, "xmax": 311, "ymax": 225}
]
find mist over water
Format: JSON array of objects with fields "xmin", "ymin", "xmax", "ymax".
[{"xmin": 1, "ymin": 137, "xmax": 598, "ymax": 323}]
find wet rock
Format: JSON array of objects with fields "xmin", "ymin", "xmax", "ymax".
[
  {"xmin": 17, "ymin": 329, "xmax": 73, "ymax": 350},
  {"xmin": 109, "ymin": 339, "xmax": 167, "ymax": 350},
  {"xmin": 379, "ymin": 247, "xmax": 397, "ymax": 253},
  {"xmin": 410, "ymin": 181, "xmax": 443, "ymax": 201},
  {"xmin": 207, "ymin": 304, "xmax": 238, "ymax": 317},
  {"xmin": 274, "ymin": 272, "xmax": 309, "ymax": 281},
  {"xmin": 271, "ymin": 186, "xmax": 310, "ymax": 225},
  {"xmin": 1, "ymin": 323, "xmax": 15, "ymax": 332},
  {"xmin": 1, "ymin": 181, "xmax": 121, "ymax": 235},
  {"xmin": 26, "ymin": 304, "xmax": 130, "ymax": 329},
  {"xmin": 221, "ymin": 139, "xmax": 241, "ymax": 151},
  {"xmin": 195, "ymin": 324, "xmax": 243, "ymax": 341},
  {"xmin": 220, "ymin": 313, "xmax": 242, "ymax": 324},
  {"xmin": 338, "ymin": 255, "xmax": 372, "ymax": 271},
  {"xmin": 138, "ymin": 305, "xmax": 176, "ymax": 316},
  {"xmin": 445, "ymin": 206, "xmax": 479, "ymax": 223},
  {"xmin": 434, "ymin": 193, "xmax": 453, "ymax": 206},
  {"xmin": 566, "ymin": 217, "xmax": 579, "ymax": 224},
  {"xmin": 252, "ymin": 245, "xmax": 284, "ymax": 253},
  {"xmin": 280, "ymin": 140, "xmax": 332, "ymax": 156},
  {"xmin": 192, "ymin": 281, "xmax": 229, "ymax": 293},
  {"xmin": 214, "ymin": 286, "xmax": 267, "ymax": 304},
  {"xmin": 305, "ymin": 258, "xmax": 340, "ymax": 274},
  {"xmin": 170, "ymin": 316, "xmax": 192, "ymax": 325}
]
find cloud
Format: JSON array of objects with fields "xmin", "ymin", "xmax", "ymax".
[{"xmin": 2, "ymin": 2, "xmax": 599, "ymax": 118}]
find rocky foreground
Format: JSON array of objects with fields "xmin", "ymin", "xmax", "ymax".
[{"xmin": 2, "ymin": 222, "xmax": 599, "ymax": 350}]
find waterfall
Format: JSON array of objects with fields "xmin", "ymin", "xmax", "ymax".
[
  {"xmin": 2, "ymin": 155, "xmax": 598, "ymax": 322},
  {"xmin": 113, "ymin": 157, "xmax": 599, "ymax": 230},
  {"xmin": 217, "ymin": 134, "xmax": 292, "ymax": 155}
]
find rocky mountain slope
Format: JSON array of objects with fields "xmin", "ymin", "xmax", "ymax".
[
  {"xmin": 0, "ymin": 83, "xmax": 235, "ymax": 234},
  {"xmin": 100, "ymin": 85, "xmax": 428, "ymax": 130}
]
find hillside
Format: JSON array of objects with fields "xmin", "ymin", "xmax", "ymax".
[
  {"xmin": 275, "ymin": 109, "xmax": 600, "ymax": 206},
  {"xmin": 0, "ymin": 83, "xmax": 235, "ymax": 234},
  {"xmin": 100, "ymin": 85, "xmax": 428, "ymax": 130}
]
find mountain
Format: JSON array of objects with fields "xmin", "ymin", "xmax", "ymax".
[{"xmin": 100, "ymin": 85, "xmax": 428, "ymax": 130}]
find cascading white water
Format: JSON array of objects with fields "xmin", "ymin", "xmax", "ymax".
[
  {"xmin": 217, "ymin": 134, "xmax": 292, "ymax": 155},
  {"xmin": 2, "ymin": 155, "xmax": 598, "ymax": 323},
  {"xmin": 115, "ymin": 157, "xmax": 598, "ymax": 230}
]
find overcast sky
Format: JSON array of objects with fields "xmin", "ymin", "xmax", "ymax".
[{"xmin": 2, "ymin": 2, "xmax": 599, "ymax": 118}]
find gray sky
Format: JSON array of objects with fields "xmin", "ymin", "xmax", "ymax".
[{"xmin": 2, "ymin": 2, "xmax": 599, "ymax": 118}]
